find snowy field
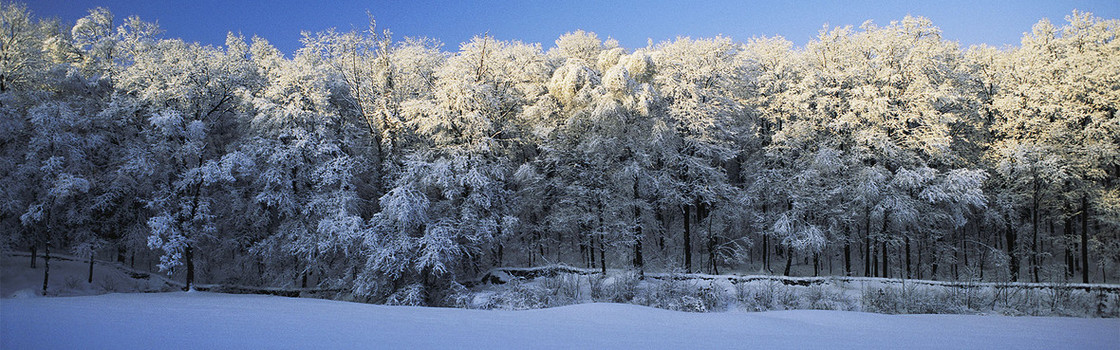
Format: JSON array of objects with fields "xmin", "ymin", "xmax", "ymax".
[{"xmin": 2, "ymin": 292, "xmax": 1116, "ymax": 350}]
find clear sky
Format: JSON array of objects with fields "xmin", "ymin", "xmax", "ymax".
[{"xmin": 26, "ymin": 0, "xmax": 1120, "ymax": 55}]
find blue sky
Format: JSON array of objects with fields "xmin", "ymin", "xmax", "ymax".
[{"xmin": 27, "ymin": 0, "xmax": 1120, "ymax": 55}]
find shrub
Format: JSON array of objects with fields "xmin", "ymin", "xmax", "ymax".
[
  {"xmin": 637, "ymin": 276, "xmax": 727, "ymax": 312},
  {"xmin": 386, "ymin": 284, "xmax": 426, "ymax": 306},
  {"xmin": 591, "ymin": 271, "xmax": 641, "ymax": 303},
  {"xmin": 802, "ymin": 284, "xmax": 856, "ymax": 311}
]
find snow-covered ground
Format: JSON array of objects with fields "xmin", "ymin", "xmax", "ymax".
[
  {"xmin": 2, "ymin": 292, "xmax": 1116, "ymax": 350},
  {"xmin": 1, "ymin": 253, "xmax": 176, "ymax": 298}
]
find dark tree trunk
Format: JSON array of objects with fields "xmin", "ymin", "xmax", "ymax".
[
  {"xmin": 633, "ymin": 182, "xmax": 643, "ymax": 276},
  {"xmin": 301, "ymin": 271, "xmax": 308, "ymax": 289},
  {"xmin": 634, "ymin": 234, "xmax": 643, "ymax": 276},
  {"xmin": 828, "ymin": 247, "xmax": 833, "ymax": 275},
  {"xmin": 844, "ymin": 240, "xmax": 852, "ymax": 277},
  {"xmin": 1048, "ymin": 215, "xmax": 1055, "ymax": 276},
  {"xmin": 42, "ymin": 243, "xmax": 50, "ymax": 295},
  {"xmin": 881, "ymin": 240, "xmax": 888, "ymax": 279},
  {"xmin": 762, "ymin": 204, "xmax": 769, "ymax": 272},
  {"xmin": 88, "ymin": 251, "xmax": 95, "ymax": 284},
  {"xmin": 864, "ymin": 211, "xmax": 871, "ymax": 277},
  {"xmin": 905, "ymin": 236, "xmax": 912, "ymax": 279},
  {"xmin": 497, "ymin": 243, "xmax": 504, "ymax": 267},
  {"xmin": 962, "ymin": 224, "xmax": 969, "ymax": 277},
  {"xmin": 580, "ymin": 241, "xmax": 588, "ymax": 268},
  {"xmin": 1065, "ymin": 214, "xmax": 1074, "ymax": 278},
  {"xmin": 589, "ymin": 235, "xmax": 596, "ymax": 269},
  {"xmin": 917, "ymin": 236, "xmax": 923, "ymax": 279},
  {"xmin": 683, "ymin": 205, "xmax": 692, "ymax": 273},
  {"xmin": 656, "ymin": 208, "xmax": 666, "ymax": 251},
  {"xmin": 872, "ymin": 244, "xmax": 879, "ymax": 277},
  {"xmin": 598, "ymin": 233, "xmax": 606, "ymax": 275},
  {"xmin": 30, "ymin": 244, "xmax": 36, "ymax": 268},
  {"xmin": 932, "ymin": 255, "xmax": 939, "ymax": 281},
  {"xmin": 762, "ymin": 234, "xmax": 770, "ymax": 273},
  {"xmin": 185, "ymin": 245, "xmax": 195, "ymax": 291},
  {"xmin": 881, "ymin": 211, "xmax": 889, "ymax": 278},
  {"xmin": 813, "ymin": 253, "xmax": 819, "ymax": 277},
  {"xmin": 1006, "ymin": 221, "xmax": 1019, "ymax": 282},
  {"xmin": 1081, "ymin": 195, "xmax": 1089, "ymax": 284},
  {"xmin": 783, "ymin": 249, "xmax": 793, "ymax": 276},
  {"xmin": 1032, "ymin": 184, "xmax": 1040, "ymax": 283}
]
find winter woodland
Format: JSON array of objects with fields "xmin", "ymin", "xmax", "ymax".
[{"xmin": 1, "ymin": 3, "xmax": 1118, "ymax": 305}]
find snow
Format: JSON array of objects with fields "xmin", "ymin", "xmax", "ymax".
[
  {"xmin": 2, "ymin": 292, "xmax": 1116, "ymax": 350},
  {"xmin": 0, "ymin": 254, "xmax": 177, "ymax": 298}
]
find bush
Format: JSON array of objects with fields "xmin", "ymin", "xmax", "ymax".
[
  {"xmin": 591, "ymin": 271, "xmax": 641, "ymax": 303},
  {"xmin": 96, "ymin": 274, "xmax": 124, "ymax": 293},
  {"xmin": 442, "ymin": 281, "xmax": 472, "ymax": 308},
  {"xmin": 480, "ymin": 280, "xmax": 556, "ymax": 310},
  {"xmin": 539, "ymin": 273, "xmax": 582, "ymax": 301},
  {"xmin": 386, "ymin": 284, "xmax": 426, "ymax": 306},
  {"xmin": 802, "ymin": 284, "xmax": 856, "ymax": 311},
  {"xmin": 734, "ymin": 279, "xmax": 796, "ymax": 311},
  {"xmin": 636, "ymin": 276, "xmax": 727, "ymax": 313}
]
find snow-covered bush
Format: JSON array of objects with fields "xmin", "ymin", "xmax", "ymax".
[
  {"xmin": 442, "ymin": 281, "xmax": 473, "ymax": 308},
  {"xmin": 733, "ymin": 279, "xmax": 799, "ymax": 311},
  {"xmin": 386, "ymin": 284, "xmax": 427, "ymax": 306},
  {"xmin": 801, "ymin": 284, "xmax": 857, "ymax": 311},
  {"xmin": 607, "ymin": 271, "xmax": 642, "ymax": 303},
  {"xmin": 636, "ymin": 277, "xmax": 728, "ymax": 313},
  {"xmin": 479, "ymin": 280, "xmax": 557, "ymax": 310},
  {"xmin": 538, "ymin": 274, "xmax": 583, "ymax": 302}
]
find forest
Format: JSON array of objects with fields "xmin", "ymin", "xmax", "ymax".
[{"xmin": 1, "ymin": 2, "xmax": 1118, "ymax": 305}]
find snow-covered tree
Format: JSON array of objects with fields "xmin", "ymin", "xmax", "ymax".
[{"xmin": 118, "ymin": 34, "xmax": 256, "ymax": 290}]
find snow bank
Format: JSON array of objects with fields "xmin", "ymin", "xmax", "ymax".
[{"xmin": 2, "ymin": 292, "xmax": 1116, "ymax": 349}]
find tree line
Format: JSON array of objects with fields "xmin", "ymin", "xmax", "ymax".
[{"xmin": 0, "ymin": 3, "xmax": 1117, "ymax": 302}]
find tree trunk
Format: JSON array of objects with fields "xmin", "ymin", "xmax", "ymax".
[
  {"xmin": 1081, "ymin": 195, "xmax": 1089, "ymax": 284},
  {"xmin": 598, "ymin": 233, "xmax": 606, "ymax": 275},
  {"xmin": 29, "ymin": 244, "xmax": 36, "ymax": 268},
  {"xmin": 1006, "ymin": 220, "xmax": 1019, "ymax": 282},
  {"xmin": 707, "ymin": 207, "xmax": 717, "ymax": 275},
  {"xmin": 1065, "ymin": 214, "xmax": 1074, "ymax": 278},
  {"xmin": 497, "ymin": 243, "xmax": 504, "ymax": 267},
  {"xmin": 905, "ymin": 236, "xmax": 912, "ymax": 279},
  {"xmin": 844, "ymin": 239, "xmax": 852, "ymax": 277},
  {"xmin": 783, "ymin": 249, "xmax": 793, "ymax": 276},
  {"xmin": 42, "ymin": 243, "xmax": 50, "ymax": 295},
  {"xmin": 633, "ymin": 182, "xmax": 643, "ymax": 276},
  {"xmin": 917, "ymin": 236, "xmax": 923, "ymax": 280},
  {"xmin": 762, "ymin": 234, "xmax": 770, "ymax": 273},
  {"xmin": 634, "ymin": 234, "xmax": 643, "ymax": 276},
  {"xmin": 579, "ymin": 240, "xmax": 588, "ymax": 268},
  {"xmin": 88, "ymin": 251, "xmax": 95, "ymax": 284},
  {"xmin": 962, "ymin": 224, "xmax": 969, "ymax": 277},
  {"xmin": 762, "ymin": 203, "xmax": 769, "ymax": 273},
  {"xmin": 813, "ymin": 253, "xmax": 819, "ymax": 277},
  {"xmin": 872, "ymin": 244, "xmax": 879, "ymax": 277},
  {"xmin": 683, "ymin": 205, "xmax": 692, "ymax": 273},
  {"xmin": 881, "ymin": 211, "xmax": 889, "ymax": 278},
  {"xmin": 185, "ymin": 245, "xmax": 195, "ymax": 291},
  {"xmin": 881, "ymin": 240, "xmax": 888, "ymax": 279},
  {"xmin": 1032, "ymin": 183, "xmax": 1041, "ymax": 283},
  {"xmin": 864, "ymin": 208, "xmax": 871, "ymax": 277}
]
